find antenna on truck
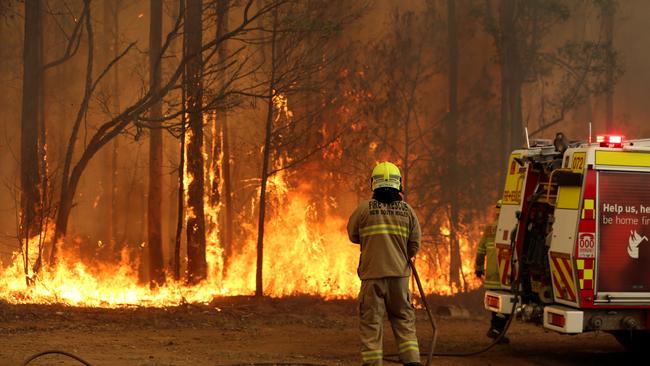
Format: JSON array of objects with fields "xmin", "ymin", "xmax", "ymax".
[
  {"xmin": 525, "ymin": 127, "xmax": 530, "ymax": 149},
  {"xmin": 589, "ymin": 122, "xmax": 593, "ymax": 145}
]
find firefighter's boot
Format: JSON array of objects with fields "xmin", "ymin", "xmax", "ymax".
[
  {"xmin": 487, "ymin": 313, "xmax": 510, "ymax": 344},
  {"xmin": 486, "ymin": 328, "xmax": 510, "ymax": 344}
]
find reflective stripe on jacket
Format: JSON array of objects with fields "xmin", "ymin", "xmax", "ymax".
[
  {"xmin": 475, "ymin": 220, "xmax": 500, "ymax": 289},
  {"xmin": 347, "ymin": 199, "xmax": 420, "ymax": 280}
]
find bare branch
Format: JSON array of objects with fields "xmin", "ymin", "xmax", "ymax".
[{"xmin": 43, "ymin": 0, "xmax": 88, "ymax": 70}]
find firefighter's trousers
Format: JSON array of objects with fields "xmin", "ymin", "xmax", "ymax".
[{"xmin": 359, "ymin": 277, "xmax": 420, "ymax": 366}]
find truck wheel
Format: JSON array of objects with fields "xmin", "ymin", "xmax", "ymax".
[{"xmin": 610, "ymin": 330, "xmax": 650, "ymax": 351}]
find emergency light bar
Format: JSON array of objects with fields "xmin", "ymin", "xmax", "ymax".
[{"xmin": 596, "ymin": 134, "xmax": 624, "ymax": 148}]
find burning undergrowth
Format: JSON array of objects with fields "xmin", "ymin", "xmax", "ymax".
[
  {"xmin": 0, "ymin": 146, "xmax": 484, "ymax": 307},
  {"xmin": 0, "ymin": 215, "xmax": 481, "ymax": 308}
]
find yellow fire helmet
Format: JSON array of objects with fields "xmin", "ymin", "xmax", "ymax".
[{"xmin": 371, "ymin": 161, "xmax": 402, "ymax": 191}]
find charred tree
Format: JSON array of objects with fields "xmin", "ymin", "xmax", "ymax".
[
  {"xmin": 45, "ymin": 0, "xmax": 278, "ymax": 267},
  {"xmin": 215, "ymin": 0, "xmax": 235, "ymax": 272},
  {"xmin": 20, "ymin": 0, "xmax": 43, "ymax": 242},
  {"xmin": 256, "ymin": 6, "xmax": 279, "ymax": 297},
  {"xmin": 51, "ymin": 1, "xmax": 95, "ymax": 264},
  {"xmin": 174, "ymin": 100, "xmax": 186, "ymax": 281},
  {"xmin": 499, "ymin": 0, "xmax": 524, "ymax": 152},
  {"xmin": 110, "ymin": 4, "xmax": 120, "ymax": 250},
  {"xmin": 602, "ymin": 0, "xmax": 616, "ymax": 130},
  {"xmin": 101, "ymin": 0, "xmax": 120, "ymax": 254},
  {"xmin": 572, "ymin": 0, "xmax": 594, "ymax": 127},
  {"xmin": 148, "ymin": 0, "xmax": 165, "ymax": 286},
  {"xmin": 446, "ymin": 0, "xmax": 463, "ymax": 289},
  {"xmin": 173, "ymin": 0, "xmax": 184, "ymax": 281},
  {"xmin": 185, "ymin": 0, "xmax": 207, "ymax": 284},
  {"xmin": 490, "ymin": 1, "xmax": 617, "ymax": 145}
]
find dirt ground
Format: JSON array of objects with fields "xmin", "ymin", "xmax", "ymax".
[{"xmin": 0, "ymin": 294, "xmax": 636, "ymax": 366}]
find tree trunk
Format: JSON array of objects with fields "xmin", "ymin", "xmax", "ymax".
[
  {"xmin": 148, "ymin": 0, "xmax": 165, "ymax": 286},
  {"xmin": 102, "ymin": 0, "xmax": 119, "ymax": 255},
  {"xmin": 446, "ymin": 0, "xmax": 462, "ymax": 289},
  {"xmin": 489, "ymin": 0, "xmax": 509, "ymax": 191},
  {"xmin": 174, "ymin": 113, "xmax": 186, "ymax": 280},
  {"xmin": 500, "ymin": 0, "xmax": 523, "ymax": 150},
  {"xmin": 256, "ymin": 7, "xmax": 279, "ymax": 297},
  {"xmin": 173, "ymin": 0, "xmax": 184, "ymax": 281},
  {"xmin": 37, "ymin": 17, "xmax": 47, "ymax": 244},
  {"xmin": 495, "ymin": 0, "xmax": 525, "ymax": 194},
  {"xmin": 498, "ymin": 71, "xmax": 510, "ymax": 191},
  {"xmin": 110, "ymin": 2, "xmax": 120, "ymax": 252},
  {"xmin": 20, "ymin": 0, "xmax": 43, "ymax": 244},
  {"xmin": 603, "ymin": 0, "xmax": 615, "ymax": 131},
  {"xmin": 185, "ymin": 0, "xmax": 207, "ymax": 284},
  {"xmin": 216, "ymin": 0, "xmax": 234, "ymax": 272},
  {"xmin": 510, "ymin": 79, "xmax": 523, "ymax": 148}
]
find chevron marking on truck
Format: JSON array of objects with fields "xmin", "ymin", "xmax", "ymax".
[
  {"xmin": 550, "ymin": 253, "xmax": 576, "ymax": 302},
  {"xmin": 497, "ymin": 246, "xmax": 512, "ymax": 286}
]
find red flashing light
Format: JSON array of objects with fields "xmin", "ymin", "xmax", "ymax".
[
  {"xmin": 597, "ymin": 134, "xmax": 624, "ymax": 148},
  {"xmin": 609, "ymin": 135, "xmax": 622, "ymax": 144}
]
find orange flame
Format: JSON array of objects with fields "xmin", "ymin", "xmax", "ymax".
[
  {"xmin": 0, "ymin": 96, "xmax": 483, "ymax": 306},
  {"xmin": 0, "ymin": 173, "xmax": 482, "ymax": 306}
]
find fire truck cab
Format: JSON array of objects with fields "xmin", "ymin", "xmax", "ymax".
[{"xmin": 485, "ymin": 134, "xmax": 650, "ymax": 349}]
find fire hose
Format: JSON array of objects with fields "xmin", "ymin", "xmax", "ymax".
[
  {"xmin": 384, "ymin": 228, "xmax": 522, "ymax": 364},
  {"xmin": 22, "ymin": 350, "xmax": 93, "ymax": 366},
  {"xmin": 23, "ymin": 273, "xmax": 518, "ymax": 366},
  {"xmin": 21, "ymin": 351, "xmax": 329, "ymax": 366},
  {"xmin": 22, "ymin": 229, "xmax": 521, "ymax": 366}
]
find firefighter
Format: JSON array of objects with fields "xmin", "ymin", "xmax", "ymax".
[
  {"xmin": 553, "ymin": 132, "xmax": 569, "ymax": 153},
  {"xmin": 475, "ymin": 199, "xmax": 510, "ymax": 344},
  {"xmin": 347, "ymin": 161, "xmax": 421, "ymax": 366}
]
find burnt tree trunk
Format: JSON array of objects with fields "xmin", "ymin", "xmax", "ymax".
[
  {"xmin": 494, "ymin": 0, "xmax": 524, "ymax": 193},
  {"xmin": 185, "ymin": 0, "xmax": 207, "ymax": 284},
  {"xmin": 216, "ymin": 0, "xmax": 234, "ymax": 272},
  {"xmin": 51, "ymin": 2, "xmax": 96, "ymax": 264},
  {"xmin": 102, "ymin": 0, "xmax": 120, "ymax": 254},
  {"xmin": 174, "ymin": 109, "xmax": 186, "ymax": 280},
  {"xmin": 110, "ymin": 3, "xmax": 120, "ymax": 251},
  {"xmin": 148, "ymin": 0, "xmax": 165, "ymax": 286},
  {"xmin": 485, "ymin": 0, "xmax": 510, "ymax": 191},
  {"xmin": 498, "ymin": 68, "xmax": 510, "ymax": 190},
  {"xmin": 20, "ymin": 0, "xmax": 43, "ymax": 245},
  {"xmin": 173, "ymin": 0, "xmax": 184, "ymax": 281},
  {"xmin": 256, "ymin": 7, "xmax": 279, "ymax": 297},
  {"xmin": 50, "ymin": 1, "xmax": 121, "ymax": 265},
  {"xmin": 572, "ymin": 1, "xmax": 593, "ymax": 129},
  {"xmin": 499, "ymin": 0, "xmax": 523, "ymax": 150},
  {"xmin": 446, "ymin": 0, "xmax": 462, "ymax": 289},
  {"xmin": 603, "ymin": 0, "xmax": 615, "ymax": 131}
]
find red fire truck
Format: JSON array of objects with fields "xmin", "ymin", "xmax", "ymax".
[{"xmin": 485, "ymin": 134, "xmax": 650, "ymax": 349}]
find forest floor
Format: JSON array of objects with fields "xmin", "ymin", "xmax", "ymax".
[{"xmin": 0, "ymin": 292, "xmax": 636, "ymax": 366}]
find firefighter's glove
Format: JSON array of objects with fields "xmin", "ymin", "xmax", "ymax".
[{"xmin": 475, "ymin": 269, "xmax": 484, "ymax": 278}]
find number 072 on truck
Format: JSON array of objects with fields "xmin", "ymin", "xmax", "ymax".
[{"xmin": 486, "ymin": 133, "xmax": 650, "ymax": 349}]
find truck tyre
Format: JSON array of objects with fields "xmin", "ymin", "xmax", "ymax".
[{"xmin": 610, "ymin": 330, "xmax": 650, "ymax": 352}]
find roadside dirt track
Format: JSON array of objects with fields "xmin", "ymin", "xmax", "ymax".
[{"xmin": 0, "ymin": 295, "xmax": 634, "ymax": 366}]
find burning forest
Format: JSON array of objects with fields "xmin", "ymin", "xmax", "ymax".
[
  {"xmin": 1, "ymin": 0, "xmax": 649, "ymax": 365},
  {"xmin": 0, "ymin": 0, "xmax": 491, "ymax": 307}
]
